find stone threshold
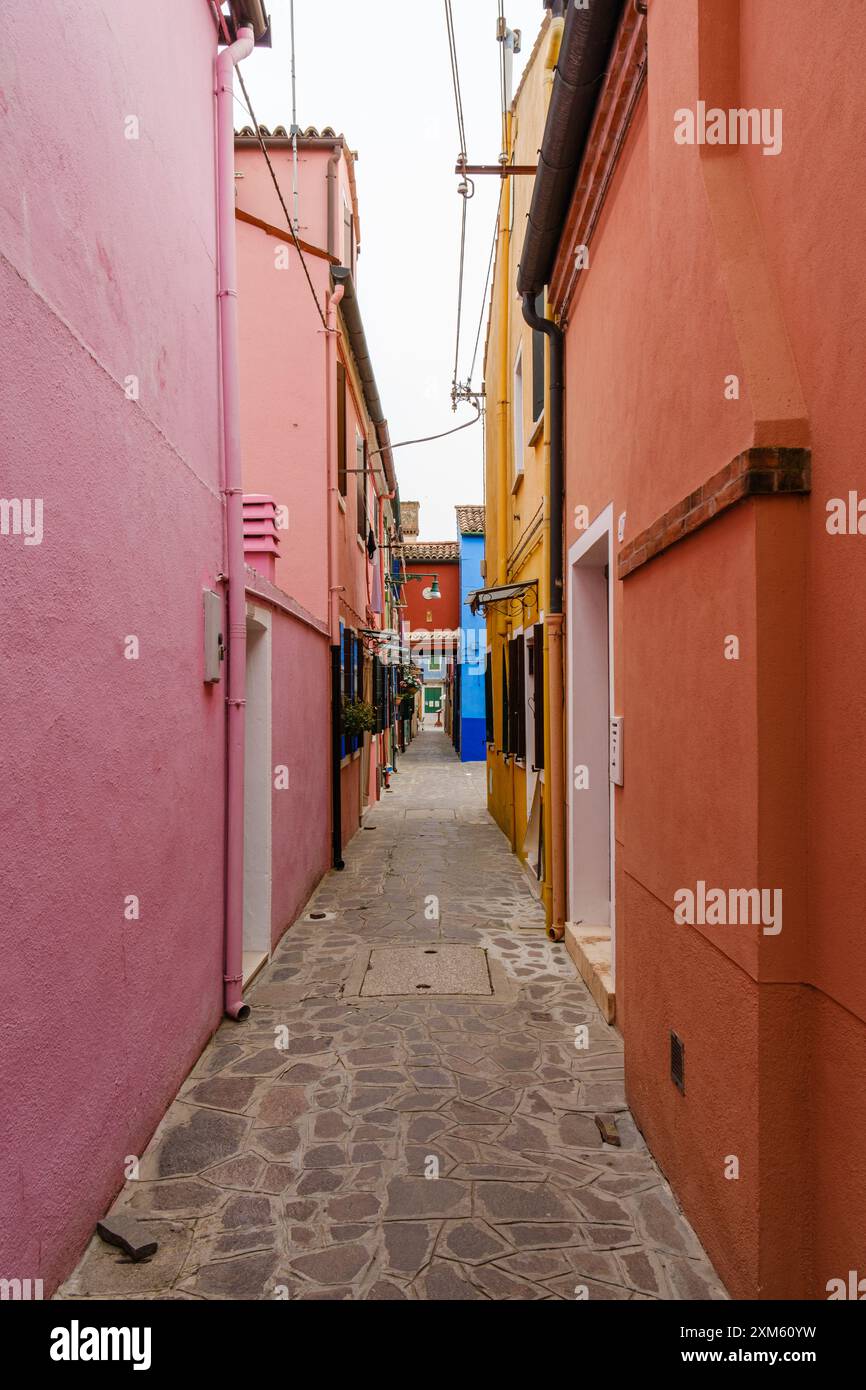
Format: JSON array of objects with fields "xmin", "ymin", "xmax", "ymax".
[
  {"xmin": 242, "ymin": 950, "xmax": 269, "ymax": 987},
  {"xmin": 564, "ymin": 921, "xmax": 615, "ymax": 1023}
]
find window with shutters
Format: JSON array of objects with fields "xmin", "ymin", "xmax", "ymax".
[
  {"xmin": 337, "ymin": 363, "xmax": 347, "ymax": 497},
  {"xmin": 508, "ymin": 634, "xmax": 526, "ymax": 759},
  {"xmin": 339, "ymin": 621, "xmax": 347, "ymax": 759},
  {"xmin": 356, "ymin": 432, "xmax": 366, "ymax": 542}
]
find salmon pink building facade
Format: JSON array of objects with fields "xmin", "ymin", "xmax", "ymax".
[
  {"xmin": 234, "ymin": 125, "xmax": 402, "ymax": 861},
  {"xmin": 515, "ymin": 0, "xmax": 866, "ymax": 1298}
]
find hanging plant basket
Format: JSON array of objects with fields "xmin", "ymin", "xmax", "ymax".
[{"xmin": 342, "ymin": 697, "xmax": 377, "ymax": 736}]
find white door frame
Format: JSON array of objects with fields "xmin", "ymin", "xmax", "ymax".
[{"xmin": 566, "ymin": 504, "xmax": 616, "ymax": 978}]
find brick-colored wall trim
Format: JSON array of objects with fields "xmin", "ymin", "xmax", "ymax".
[{"xmin": 617, "ymin": 447, "xmax": 811, "ymax": 579}]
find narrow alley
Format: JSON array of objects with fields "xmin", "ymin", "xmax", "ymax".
[
  {"xmin": 59, "ymin": 734, "xmax": 724, "ymax": 1303},
  {"xmin": 5, "ymin": 0, "xmax": 866, "ymax": 1350}
]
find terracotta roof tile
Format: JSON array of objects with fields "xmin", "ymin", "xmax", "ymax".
[
  {"xmin": 402, "ymin": 541, "xmax": 460, "ymax": 562},
  {"xmin": 455, "ymin": 505, "xmax": 485, "ymax": 535}
]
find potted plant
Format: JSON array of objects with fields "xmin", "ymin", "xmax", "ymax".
[{"xmin": 342, "ymin": 697, "xmax": 377, "ymax": 736}]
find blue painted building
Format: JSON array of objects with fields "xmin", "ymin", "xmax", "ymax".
[{"xmin": 454, "ymin": 505, "xmax": 487, "ymax": 762}]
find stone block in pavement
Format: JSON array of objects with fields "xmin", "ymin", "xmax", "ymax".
[{"xmin": 385, "ymin": 1176, "xmax": 471, "ymax": 1219}]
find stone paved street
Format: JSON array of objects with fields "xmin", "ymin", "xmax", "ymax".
[{"xmin": 60, "ymin": 732, "xmax": 726, "ymax": 1301}]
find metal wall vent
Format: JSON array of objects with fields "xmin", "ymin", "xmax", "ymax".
[{"xmin": 670, "ymin": 1030, "xmax": 685, "ymax": 1094}]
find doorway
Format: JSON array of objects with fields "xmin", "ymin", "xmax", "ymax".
[
  {"xmin": 243, "ymin": 605, "xmax": 272, "ymax": 983},
  {"xmin": 567, "ymin": 507, "xmax": 615, "ymax": 979}
]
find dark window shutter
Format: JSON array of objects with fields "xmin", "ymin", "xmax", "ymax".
[
  {"xmin": 339, "ymin": 622, "xmax": 346, "ymax": 759},
  {"xmin": 517, "ymin": 634, "xmax": 526, "ymax": 756},
  {"xmin": 509, "ymin": 635, "xmax": 526, "ymax": 758},
  {"xmin": 485, "ymin": 652, "xmax": 493, "ymax": 744},
  {"xmin": 337, "ymin": 363, "xmax": 347, "ymax": 496},
  {"xmin": 533, "ymin": 623, "xmax": 545, "ymax": 769},
  {"xmin": 500, "ymin": 646, "xmax": 509, "ymax": 752},
  {"xmin": 507, "ymin": 637, "xmax": 518, "ymax": 755}
]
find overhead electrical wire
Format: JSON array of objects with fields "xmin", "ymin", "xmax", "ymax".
[
  {"xmin": 443, "ymin": 0, "xmax": 468, "ymax": 160},
  {"xmin": 369, "ymin": 402, "xmax": 482, "ymax": 460},
  {"xmin": 289, "ymin": 0, "xmax": 300, "ymax": 233},
  {"xmin": 452, "ymin": 194, "xmax": 468, "ymax": 398},
  {"xmin": 467, "ymin": 205, "xmax": 499, "ymax": 388},
  {"xmin": 443, "ymin": 0, "xmax": 473, "ymax": 404},
  {"xmin": 498, "ymin": 0, "xmax": 509, "ymax": 157}
]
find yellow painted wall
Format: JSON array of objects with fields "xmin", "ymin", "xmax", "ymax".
[{"xmin": 483, "ymin": 15, "xmax": 562, "ymax": 925}]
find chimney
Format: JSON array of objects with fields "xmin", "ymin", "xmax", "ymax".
[{"xmin": 402, "ymin": 501, "xmax": 420, "ymax": 541}]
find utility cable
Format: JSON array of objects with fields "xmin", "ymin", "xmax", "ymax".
[
  {"xmin": 452, "ymin": 193, "xmax": 468, "ymax": 401},
  {"xmin": 369, "ymin": 402, "xmax": 482, "ymax": 459},
  {"xmin": 235, "ymin": 66, "xmax": 328, "ymax": 331},
  {"xmin": 468, "ymin": 205, "xmax": 499, "ymax": 387},
  {"xmin": 289, "ymin": 0, "xmax": 300, "ymax": 233},
  {"xmin": 444, "ymin": 0, "xmax": 468, "ymax": 159}
]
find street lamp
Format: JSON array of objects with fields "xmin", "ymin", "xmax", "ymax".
[{"xmin": 397, "ymin": 572, "xmax": 441, "ymax": 598}]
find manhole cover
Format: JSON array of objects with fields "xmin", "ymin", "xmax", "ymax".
[{"xmin": 360, "ymin": 945, "xmax": 493, "ymax": 997}]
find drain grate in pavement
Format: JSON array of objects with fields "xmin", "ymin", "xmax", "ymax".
[{"xmin": 359, "ymin": 945, "xmax": 493, "ymax": 997}]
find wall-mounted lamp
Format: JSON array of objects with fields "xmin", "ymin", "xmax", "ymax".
[{"xmin": 395, "ymin": 572, "xmax": 441, "ymax": 599}]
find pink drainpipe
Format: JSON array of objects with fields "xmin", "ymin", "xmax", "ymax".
[{"xmin": 217, "ymin": 23, "xmax": 255, "ymax": 1020}]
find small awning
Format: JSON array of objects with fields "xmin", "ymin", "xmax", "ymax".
[{"xmin": 467, "ymin": 580, "xmax": 538, "ymax": 615}]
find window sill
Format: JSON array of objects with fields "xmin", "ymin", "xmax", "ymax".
[
  {"xmin": 356, "ymin": 534, "xmax": 365, "ymax": 552},
  {"xmin": 511, "ymin": 470, "xmax": 524, "ymax": 495},
  {"xmin": 529, "ymin": 413, "xmax": 544, "ymax": 447}
]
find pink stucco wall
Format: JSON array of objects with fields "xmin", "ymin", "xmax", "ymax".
[
  {"xmin": 237, "ymin": 208, "xmax": 331, "ymax": 621},
  {"xmin": 0, "ymin": 1, "xmax": 226, "ymax": 1294}
]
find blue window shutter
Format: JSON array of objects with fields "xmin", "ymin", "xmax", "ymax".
[{"xmin": 339, "ymin": 620, "xmax": 346, "ymax": 760}]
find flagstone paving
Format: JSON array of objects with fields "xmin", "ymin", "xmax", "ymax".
[{"xmin": 59, "ymin": 731, "xmax": 726, "ymax": 1302}]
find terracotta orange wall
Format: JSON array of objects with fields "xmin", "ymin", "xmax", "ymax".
[
  {"xmin": 559, "ymin": 0, "xmax": 866, "ymax": 1297},
  {"xmin": 402, "ymin": 560, "xmax": 460, "ymax": 632}
]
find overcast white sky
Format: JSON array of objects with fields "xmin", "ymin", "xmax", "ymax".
[{"xmin": 242, "ymin": 1, "xmax": 545, "ymax": 539}]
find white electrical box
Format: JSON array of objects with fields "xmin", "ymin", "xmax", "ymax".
[
  {"xmin": 609, "ymin": 715, "xmax": 624, "ymax": 786},
  {"xmin": 203, "ymin": 589, "xmax": 225, "ymax": 683}
]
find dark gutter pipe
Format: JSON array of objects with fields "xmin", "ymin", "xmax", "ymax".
[{"xmin": 517, "ymin": 0, "xmax": 624, "ymax": 298}]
